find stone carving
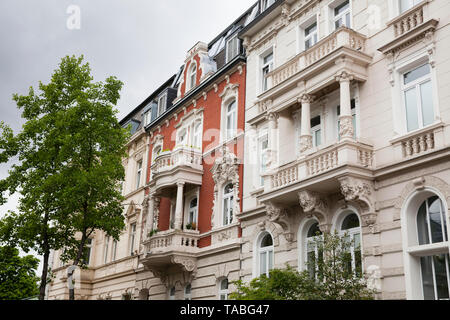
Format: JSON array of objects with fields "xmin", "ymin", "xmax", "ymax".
[
  {"xmin": 299, "ymin": 135, "xmax": 312, "ymax": 153},
  {"xmin": 339, "ymin": 116, "xmax": 354, "ymax": 139},
  {"xmin": 264, "ymin": 201, "xmax": 293, "ymax": 242},
  {"xmin": 171, "ymin": 256, "xmax": 197, "ymax": 273},
  {"xmin": 366, "ymin": 265, "xmax": 382, "ymax": 292}
]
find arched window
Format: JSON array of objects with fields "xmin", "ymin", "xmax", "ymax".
[
  {"xmin": 223, "ymin": 183, "xmax": 234, "ymax": 226},
  {"xmin": 415, "ymin": 196, "xmax": 449, "ymax": 300},
  {"xmin": 225, "ymin": 100, "xmax": 237, "ymax": 140},
  {"xmin": 305, "ymin": 222, "xmax": 323, "ymax": 279},
  {"xmin": 258, "ymin": 233, "xmax": 274, "ymax": 277},
  {"xmin": 189, "ymin": 63, "xmax": 197, "ymax": 90},
  {"xmin": 218, "ymin": 278, "xmax": 229, "ymax": 300},
  {"xmin": 178, "ymin": 128, "xmax": 187, "ymax": 146},
  {"xmin": 184, "ymin": 284, "xmax": 192, "ymax": 300},
  {"xmin": 338, "ymin": 212, "xmax": 362, "ymax": 276},
  {"xmin": 187, "ymin": 198, "xmax": 198, "ymax": 228},
  {"xmin": 169, "ymin": 286, "xmax": 176, "ymax": 300},
  {"xmin": 152, "ymin": 145, "xmax": 162, "ymax": 161}
]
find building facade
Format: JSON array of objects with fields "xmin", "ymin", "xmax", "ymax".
[
  {"xmin": 239, "ymin": 0, "xmax": 450, "ymax": 300},
  {"xmin": 47, "ymin": 0, "xmax": 450, "ymax": 300}
]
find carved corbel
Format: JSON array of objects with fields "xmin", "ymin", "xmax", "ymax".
[{"xmin": 264, "ymin": 202, "xmax": 293, "ymax": 242}]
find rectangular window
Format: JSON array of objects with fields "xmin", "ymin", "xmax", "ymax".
[
  {"xmin": 311, "ymin": 116, "xmax": 322, "ymax": 147},
  {"xmin": 262, "ymin": 51, "xmax": 273, "ymax": 92},
  {"xmin": 136, "ymin": 160, "xmax": 142, "ymax": 189},
  {"xmin": 402, "ymin": 63, "xmax": 433, "ymax": 132},
  {"xmin": 129, "ymin": 223, "xmax": 136, "ymax": 256},
  {"xmin": 112, "ymin": 240, "xmax": 118, "ymax": 261},
  {"xmin": 400, "ymin": 0, "xmax": 423, "ymax": 13},
  {"xmin": 334, "ymin": 0, "xmax": 351, "ymax": 29},
  {"xmin": 83, "ymin": 238, "xmax": 93, "ymax": 266},
  {"xmin": 158, "ymin": 94, "xmax": 167, "ymax": 116},
  {"xmin": 304, "ymin": 22, "xmax": 318, "ymax": 50},
  {"xmin": 144, "ymin": 110, "xmax": 151, "ymax": 126},
  {"xmin": 226, "ymin": 34, "xmax": 240, "ymax": 63}
]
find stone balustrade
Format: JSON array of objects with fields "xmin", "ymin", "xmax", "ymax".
[
  {"xmin": 151, "ymin": 147, "xmax": 202, "ymax": 175},
  {"xmin": 267, "ymin": 27, "xmax": 367, "ymax": 90},
  {"xmin": 392, "ymin": 4, "xmax": 425, "ymax": 37},
  {"xmin": 306, "ymin": 149, "xmax": 339, "ymax": 176},
  {"xmin": 401, "ymin": 130, "xmax": 435, "ymax": 158},
  {"xmin": 144, "ymin": 230, "xmax": 200, "ymax": 255},
  {"xmin": 271, "ymin": 164, "xmax": 298, "ymax": 189}
]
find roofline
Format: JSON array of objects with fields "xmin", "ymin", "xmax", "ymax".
[
  {"xmin": 119, "ymin": 74, "xmax": 177, "ymax": 125},
  {"xmin": 238, "ymin": 0, "xmax": 284, "ymax": 39},
  {"xmin": 144, "ymin": 55, "xmax": 246, "ymax": 132}
]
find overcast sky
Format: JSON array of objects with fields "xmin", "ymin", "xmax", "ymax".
[{"xmin": 0, "ymin": 0, "xmax": 256, "ymax": 273}]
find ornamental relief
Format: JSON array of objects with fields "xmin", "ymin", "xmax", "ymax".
[{"xmin": 263, "ymin": 201, "xmax": 295, "ymax": 242}]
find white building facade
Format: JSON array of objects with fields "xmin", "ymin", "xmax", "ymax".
[{"xmin": 239, "ymin": 0, "xmax": 450, "ymax": 300}]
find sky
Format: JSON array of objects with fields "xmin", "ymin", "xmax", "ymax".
[{"xmin": 0, "ymin": 0, "xmax": 256, "ymax": 275}]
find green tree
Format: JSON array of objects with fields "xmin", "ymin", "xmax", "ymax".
[
  {"xmin": 0, "ymin": 246, "xmax": 40, "ymax": 300},
  {"xmin": 0, "ymin": 55, "xmax": 129, "ymax": 300},
  {"xmin": 229, "ymin": 232, "xmax": 375, "ymax": 300}
]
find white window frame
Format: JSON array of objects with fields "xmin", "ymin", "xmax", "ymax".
[
  {"xmin": 399, "ymin": 0, "xmax": 424, "ymax": 13},
  {"xmin": 192, "ymin": 121, "xmax": 202, "ymax": 149},
  {"xmin": 311, "ymin": 115, "xmax": 322, "ymax": 148},
  {"xmin": 144, "ymin": 110, "xmax": 151, "ymax": 126},
  {"xmin": 225, "ymin": 100, "xmax": 237, "ymax": 140},
  {"xmin": 136, "ymin": 160, "xmax": 143, "ymax": 189},
  {"xmin": 189, "ymin": 62, "xmax": 197, "ymax": 90},
  {"xmin": 328, "ymin": 0, "xmax": 352, "ymax": 33},
  {"xmin": 129, "ymin": 222, "xmax": 136, "ymax": 256},
  {"xmin": 335, "ymin": 211, "xmax": 363, "ymax": 275},
  {"xmin": 401, "ymin": 63, "xmax": 434, "ymax": 133},
  {"xmin": 261, "ymin": 50, "xmax": 274, "ymax": 93},
  {"xmin": 187, "ymin": 197, "xmax": 198, "ymax": 226},
  {"xmin": 218, "ymin": 278, "xmax": 229, "ymax": 300},
  {"xmin": 304, "ymin": 21, "xmax": 318, "ymax": 51},
  {"xmin": 84, "ymin": 238, "xmax": 93, "ymax": 266},
  {"xmin": 112, "ymin": 239, "xmax": 117, "ymax": 261},
  {"xmin": 305, "ymin": 221, "xmax": 323, "ymax": 279},
  {"xmin": 226, "ymin": 33, "xmax": 240, "ymax": 63},
  {"xmin": 169, "ymin": 286, "xmax": 176, "ymax": 300},
  {"xmin": 261, "ymin": 0, "xmax": 276, "ymax": 12},
  {"xmin": 257, "ymin": 232, "xmax": 274, "ymax": 277},
  {"xmin": 401, "ymin": 189, "xmax": 450, "ymax": 300},
  {"xmin": 157, "ymin": 94, "xmax": 167, "ymax": 116},
  {"xmin": 223, "ymin": 183, "xmax": 234, "ymax": 226}
]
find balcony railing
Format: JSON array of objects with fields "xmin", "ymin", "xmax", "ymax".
[
  {"xmin": 392, "ymin": 3, "xmax": 425, "ymax": 37},
  {"xmin": 144, "ymin": 230, "xmax": 200, "ymax": 255},
  {"xmin": 267, "ymin": 27, "xmax": 367, "ymax": 89},
  {"xmin": 266, "ymin": 141, "xmax": 374, "ymax": 192},
  {"xmin": 151, "ymin": 147, "xmax": 202, "ymax": 175}
]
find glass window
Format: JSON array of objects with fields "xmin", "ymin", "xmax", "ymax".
[
  {"xmin": 261, "ymin": 0, "xmax": 276, "ymax": 12},
  {"xmin": 226, "ymin": 100, "xmax": 237, "ymax": 140},
  {"xmin": 187, "ymin": 198, "xmax": 198, "ymax": 227},
  {"xmin": 178, "ymin": 128, "xmax": 187, "ymax": 146},
  {"xmin": 169, "ymin": 287, "xmax": 176, "ymax": 300},
  {"xmin": 304, "ymin": 22, "xmax": 318, "ymax": 50},
  {"xmin": 311, "ymin": 116, "xmax": 321, "ymax": 147},
  {"xmin": 112, "ymin": 240, "xmax": 117, "ymax": 261},
  {"xmin": 192, "ymin": 122, "xmax": 202, "ymax": 149},
  {"xmin": 104, "ymin": 235, "xmax": 110, "ymax": 264},
  {"xmin": 223, "ymin": 183, "xmax": 234, "ymax": 226},
  {"xmin": 130, "ymin": 223, "xmax": 136, "ymax": 255},
  {"xmin": 219, "ymin": 278, "xmax": 229, "ymax": 300},
  {"xmin": 262, "ymin": 52, "xmax": 273, "ymax": 92},
  {"xmin": 83, "ymin": 238, "xmax": 93, "ymax": 266},
  {"xmin": 334, "ymin": 0, "xmax": 351, "ymax": 29},
  {"xmin": 189, "ymin": 63, "xmax": 197, "ymax": 90},
  {"xmin": 226, "ymin": 34, "xmax": 240, "ymax": 63},
  {"xmin": 259, "ymin": 233, "xmax": 274, "ymax": 277},
  {"xmin": 136, "ymin": 160, "xmax": 142, "ymax": 189},
  {"xmin": 339, "ymin": 213, "xmax": 362, "ymax": 276},
  {"xmin": 305, "ymin": 222, "xmax": 323, "ymax": 279},
  {"xmin": 400, "ymin": 0, "xmax": 424, "ymax": 13},
  {"xmin": 402, "ymin": 64, "xmax": 433, "ymax": 132},
  {"xmin": 158, "ymin": 94, "xmax": 167, "ymax": 116},
  {"xmin": 184, "ymin": 284, "xmax": 192, "ymax": 300}
]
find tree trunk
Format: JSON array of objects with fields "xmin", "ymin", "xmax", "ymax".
[
  {"xmin": 68, "ymin": 233, "xmax": 86, "ymax": 300},
  {"xmin": 39, "ymin": 249, "xmax": 50, "ymax": 300}
]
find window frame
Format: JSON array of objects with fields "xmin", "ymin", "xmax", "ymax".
[
  {"xmin": 261, "ymin": 50, "xmax": 274, "ymax": 93},
  {"xmin": 184, "ymin": 284, "xmax": 192, "ymax": 300},
  {"xmin": 226, "ymin": 33, "xmax": 241, "ymax": 63},
  {"xmin": 333, "ymin": 0, "xmax": 351, "ymax": 29},
  {"xmin": 225, "ymin": 100, "xmax": 237, "ymax": 140},
  {"xmin": 258, "ymin": 131, "xmax": 269, "ymax": 187},
  {"xmin": 136, "ymin": 160, "xmax": 143, "ymax": 190},
  {"xmin": 218, "ymin": 278, "xmax": 229, "ymax": 300},
  {"xmin": 187, "ymin": 197, "xmax": 198, "ymax": 226},
  {"xmin": 129, "ymin": 222, "xmax": 137, "ymax": 256},
  {"xmin": 258, "ymin": 232, "xmax": 274, "ymax": 277},
  {"xmin": 157, "ymin": 93, "xmax": 167, "ymax": 116},
  {"xmin": 104, "ymin": 235, "xmax": 110, "ymax": 264},
  {"xmin": 401, "ymin": 63, "xmax": 433, "ymax": 133},
  {"xmin": 399, "ymin": 0, "xmax": 424, "ymax": 14},
  {"xmin": 222, "ymin": 183, "xmax": 234, "ymax": 226},
  {"xmin": 189, "ymin": 62, "xmax": 197, "ymax": 91},
  {"xmin": 304, "ymin": 21, "xmax": 318, "ymax": 51}
]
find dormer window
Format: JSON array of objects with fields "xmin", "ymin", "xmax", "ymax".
[
  {"xmin": 261, "ymin": 0, "xmax": 276, "ymax": 12},
  {"xmin": 226, "ymin": 33, "xmax": 240, "ymax": 63},
  {"xmin": 189, "ymin": 62, "xmax": 197, "ymax": 90},
  {"xmin": 158, "ymin": 94, "xmax": 167, "ymax": 116}
]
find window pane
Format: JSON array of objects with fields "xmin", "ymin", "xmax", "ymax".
[
  {"xmin": 268, "ymin": 250, "xmax": 273, "ymax": 271},
  {"xmin": 434, "ymin": 255, "xmax": 450, "ymax": 300},
  {"xmin": 223, "ymin": 199, "xmax": 229, "ymax": 225},
  {"xmin": 305, "ymin": 23, "xmax": 317, "ymax": 36},
  {"xmin": 261, "ymin": 234, "xmax": 273, "ymax": 247},
  {"xmin": 420, "ymin": 80, "xmax": 434, "ymax": 127},
  {"xmin": 428, "ymin": 197, "xmax": 444, "ymax": 244},
  {"xmin": 260, "ymin": 252, "xmax": 267, "ymax": 275},
  {"xmin": 264, "ymin": 53, "xmax": 273, "ymax": 65},
  {"xmin": 315, "ymin": 130, "xmax": 321, "ymax": 146},
  {"xmin": 221, "ymin": 279, "xmax": 228, "ymax": 290},
  {"xmin": 335, "ymin": 1, "xmax": 349, "ymax": 16},
  {"xmin": 420, "ymin": 256, "xmax": 435, "ymax": 300},
  {"xmin": 404, "ymin": 64, "xmax": 430, "ymax": 85},
  {"xmin": 417, "ymin": 201, "xmax": 430, "ymax": 245},
  {"xmin": 405, "ymin": 87, "xmax": 419, "ymax": 132},
  {"xmin": 307, "ymin": 251, "xmax": 316, "ymax": 278},
  {"xmin": 341, "ymin": 213, "xmax": 360, "ymax": 230},
  {"xmin": 307, "ymin": 222, "xmax": 321, "ymax": 238}
]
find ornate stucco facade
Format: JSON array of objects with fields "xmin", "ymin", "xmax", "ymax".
[{"xmin": 47, "ymin": 0, "xmax": 450, "ymax": 300}]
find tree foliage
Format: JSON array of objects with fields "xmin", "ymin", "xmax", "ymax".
[
  {"xmin": 0, "ymin": 246, "xmax": 40, "ymax": 300},
  {"xmin": 230, "ymin": 232, "xmax": 376, "ymax": 300},
  {"xmin": 0, "ymin": 55, "xmax": 129, "ymax": 300}
]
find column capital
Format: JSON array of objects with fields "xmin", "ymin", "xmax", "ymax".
[
  {"xmin": 335, "ymin": 71, "xmax": 354, "ymax": 83},
  {"xmin": 265, "ymin": 111, "xmax": 279, "ymax": 122},
  {"xmin": 298, "ymin": 93, "xmax": 315, "ymax": 104},
  {"xmin": 176, "ymin": 181, "xmax": 185, "ymax": 187}
]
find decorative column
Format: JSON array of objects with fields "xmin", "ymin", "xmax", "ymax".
[
  {"xmin": 267, "ymin": 112, "xmax": 279, "ymax": 169},
  {"xmin": 299, "ymin": 94, "xmax": 314, "ymax": 153},
  {"xmin": 145, "ymin": 195, "xmax": 155, "ymax": 238},
  {"xmin": 336, "ymin": 71, "xmax": 354, "ymax": 140},
  {"xmin": 174, "ymin": 182, "xmax": 185, "ymax": 230}
]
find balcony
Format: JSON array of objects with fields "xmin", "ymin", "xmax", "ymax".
[
  {"xmin": 149, "ymin": 146, "xmax": 203, "ymax": 193},
  {"xmin": 250, "ymin": 27, "xmax": 371, "ymax": 123},
  {"xmin": 259, "ymin": 139, "xmax": 374, "ymax": 204},
  {"xmin": 140, "ymin": 229, "xmax": 200, "ymax": 279}
]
